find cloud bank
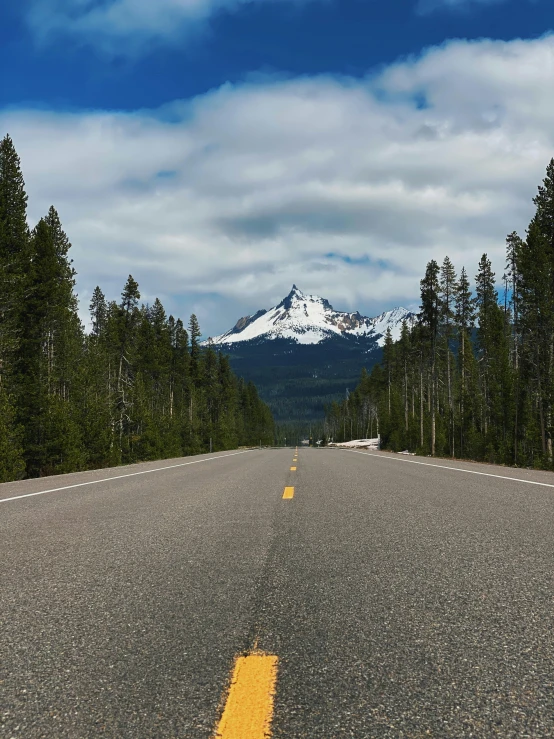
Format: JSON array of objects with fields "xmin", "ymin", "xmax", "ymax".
[
  {"xmin": 2, "ymin": 35, "xmax": 553, "ymax": 334},
  {"xmin": 27, "ymin": 0, "xmax": 322, "ymax": 52}
]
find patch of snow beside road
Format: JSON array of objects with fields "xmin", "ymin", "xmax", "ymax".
[{"xmin": 329, "ymin": 438, "xmax": 380, "ymax": 449}]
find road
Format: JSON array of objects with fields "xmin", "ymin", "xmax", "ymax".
[{"xmin": 2, "ymin": 447, "xmax": 554, "ymax": 738}]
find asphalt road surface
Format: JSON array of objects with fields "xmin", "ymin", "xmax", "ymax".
[{"xmin": 2, "ymin": 447, "xmax": 554, "ymax": 738}]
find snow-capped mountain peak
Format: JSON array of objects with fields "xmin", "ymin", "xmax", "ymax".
[{"xmin": 205, "ymin": 286, "xmax": 414, "ymax": 347}]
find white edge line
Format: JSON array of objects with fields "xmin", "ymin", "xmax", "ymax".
[
  {"xmin": 341, "ymin": 449, "xmax": 554, "ymax": 489},
  {"xmin": 0, "ymin": 450, "xmax": 257, "ymax": 504}
]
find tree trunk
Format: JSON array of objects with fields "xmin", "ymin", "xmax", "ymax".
[
  {"xmin": 431, "ymin": 360, "xmax": 436, "ymax": 456},
  {"xmin": 420, "ymin": 366, "xmax": 424, "ymax": 448},
  {"xmin": 460, "ymin": 331, "xmax": 465, "ymax": 458},
  {"xmin": 514, "ymin": 378, "xmax": 518, "ymax": 464},
  {"xmin": 540, "ymin": 399, "xmax": 546, "ymax": 456},
  {"xmin": 447, "ymin": 348, "xmax": 454, "ymax": 457},
  {"xmin": 404, "ymin": 361, "xmax": 408, "ymax": 432},
  {"xmin": 546, "ymin": 336, "xmax": 554, "ymax": 466},
  {"xmin": 428, "ymin": 373, "xmax": 431, "ymax": 413}
]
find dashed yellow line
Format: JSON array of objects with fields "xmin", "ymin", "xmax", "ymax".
[
  {"xmin": 282, "ymin": 486, "xmax": 294, "ymax": 499},
  {"xmin": 214, "ymin": 653, "xmax": 278, "ymax": 739},
  {"xmin": 290, "ymin": 466, "xmax": 296, "ymax": 471}
]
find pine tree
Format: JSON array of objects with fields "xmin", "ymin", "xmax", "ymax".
[
  {"xmin": 529, "ymin": 159, "xmax": 554, "ymax": 465},
  {"xmin": 15, "ymin": 212, "xmax": 84, "ymax": 476},
  {"xmin": 419, "ymin": 260, "xmax": 441, "ymax": 455},
  {"xmin": 516, "ymin": 218, "xmax": 554, "ymax": 464},
  {"xmin": 505, "ymin": 232, "xmax": 524, "ymax": 460},
  {"xmin": 454, "ymin": 267, "xmax": 475, "ymax": 456},
  {"xmin": 383, "ymin": 327, "xmax": 394, "ymax": 417},
  {"xmin": 0, "ymin": 135, "xmax": 29, "ymax": 389},
  {"xmin": 532, "ymin": 158, "xmax": 554, "ymax": 252},
  {"xmin": 116, "ymin": 275, "xmax": 141, "ymax": 456},
  {"xmin": 440, "ymin": 256, "xmax": 457, "ymax": 456},
  {"xmin": 398, "ymin": 321, "xmax": 411, "ymax": 439},
  {"xmin": 474, "ymin": 254, "xmax": 497, "ymax": 443},
  {"xmin": 189, "ymin": 314, "xmax": 201, "ymax": 384},
  {"xmin": 90, "ymin": 286, "xmax": 107, "ymax": 337}
]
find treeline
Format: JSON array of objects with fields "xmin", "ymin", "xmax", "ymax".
[
  {"xmin": 0, "ymin": 134, "xmax": 274, "ymax": 481},
  {"xmin": 326, "ymin": 157, "xmax": 554, "ymax": 469}
]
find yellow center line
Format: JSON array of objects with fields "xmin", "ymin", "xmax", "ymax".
[
  {"xmin": 290, "ymin": 466, "xmax": 296, "ymax": 471},
  {"xmin": 214, "ymin": 653, "xmax": 278, "ymax": 739},
  {"xmin": 282, "ymin": 486, "xmax": 294, "ymax": 499}
]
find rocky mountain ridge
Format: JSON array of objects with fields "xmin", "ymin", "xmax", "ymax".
[{"xmin": 206, "ymin": 286, "xmax": 413, "ymax": 347}]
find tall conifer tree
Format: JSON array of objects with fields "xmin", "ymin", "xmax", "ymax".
[
  {"xmin": 419, "ymin": 260, "xmax": 441, "ymax": 454},
  {"xmin": 0, "ymin": 135, "xmax": 29, "ymax": 386}
]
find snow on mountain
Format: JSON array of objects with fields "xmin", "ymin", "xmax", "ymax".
[
  {"xmin": 367, "ymin": 306, "xmax": 416, "ymax": 346},
  {"xmin": 205, "ymin": 286, "xmax": 414, "ymax": 347}
]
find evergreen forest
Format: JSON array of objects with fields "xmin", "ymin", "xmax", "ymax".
[
  {"xmin": 0, "ymin": 134, "xmax": 274, "ymax": 481},
  {"xmin": 326, "ymin": 158, "xmax": 554, "ymax": 469}
]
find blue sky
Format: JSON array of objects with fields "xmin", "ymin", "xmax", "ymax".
[
  {"xmin": 3, "ymin": 0, "xmax": 551, "ymax": 111},
  {"xmin": 1, "ymin": 0, "xmax": 553, "ymax": 335}
]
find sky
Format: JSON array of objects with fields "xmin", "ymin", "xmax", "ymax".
[{"xmin": 1, "ymin": 0, "xmax": 553, "ymax": 337}]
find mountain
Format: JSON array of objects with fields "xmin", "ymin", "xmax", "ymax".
[
  {"xmin": 204, "ymin": 286, "xmax": 415, "ymax": 428},
  {"xmin": 208, "ymin": 285, "xmax": 412, "ymax": 347}
]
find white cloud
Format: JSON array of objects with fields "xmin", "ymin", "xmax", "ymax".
[
  {"xmin": 2, "ymin": 34, "xmax": 553, "ymax": 335},
  {"xmin": 27, "ymin": 0, "xmax": 322, "ymax": 53}
]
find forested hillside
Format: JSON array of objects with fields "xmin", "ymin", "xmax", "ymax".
[
  {"xmin": 218, "ymin": 336, "xmax": 383, "ymax": 427},
  {"xmin": 326, "ymin": 157, "xmax": 554, "ymax": 469},
  {"xmin": 0, "ymin": 134, "xmax": 274, "ymax": 481}
]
